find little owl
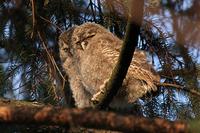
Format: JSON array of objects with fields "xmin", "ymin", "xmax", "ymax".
[{"xmin": 59, "ymin": 22, "xmax": 160, "ymax": 108}]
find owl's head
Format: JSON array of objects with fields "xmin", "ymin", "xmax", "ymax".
[{"xmin": 59, "ymin": 23, "xmax": 106, "ymax": 63}]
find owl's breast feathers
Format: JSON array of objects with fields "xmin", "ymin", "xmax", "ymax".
[{"xmin": 59, "ymin": 22, "xmax": 160, "ymax": 108}]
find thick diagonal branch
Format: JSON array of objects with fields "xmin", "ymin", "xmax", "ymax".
[{"xmin": 92, "ymin": 0, "xmax": 144, "ymax": 109}]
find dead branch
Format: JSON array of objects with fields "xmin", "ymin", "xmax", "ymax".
[
  {"xmin": 156, "ymin": 82, "xmax": 200, "ymax": 97},
  {"xmin": 0, "ymin": 102, "xmax": 188, "ymax": 133},
  {"xmin": 30, "ymin": 0, "xmax": 37, "ymax": 38},
  {"xmin": 39, "ymin": 16, "xmax": 63, "ymax": 32}
]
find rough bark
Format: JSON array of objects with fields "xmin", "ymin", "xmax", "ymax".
[{"xmin": 0, "ymin": 100, "xmax": 188, "ymax": 133}]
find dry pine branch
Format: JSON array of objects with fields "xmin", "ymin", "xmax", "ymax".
[{"xmin": 0, "ymin": 99, "xmax": 187, "ymax": 133}]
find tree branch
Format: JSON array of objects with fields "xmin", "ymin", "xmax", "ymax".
[
  {"xmin": 0, "ymin": 102, "xmax": 188, "ymax": 133},
  {"xmin": 92, "ymin": 0, "xmax": 144, "ymax": 109},
  {"xmin": 30, "ymin": 0, "xmax": 37, "ymax": 38},
  {"xmin": 156, "ymin": 82, "xmax": 200, "ymax": 97}
]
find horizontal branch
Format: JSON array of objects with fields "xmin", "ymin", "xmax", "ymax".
[
  {"xmin": 156, "ymin": 82, "xmax": 200, "ymax": 97},
  {"xmin": 158, "ymin": 69, "xmax": 195, "ymax": 78},
  {"xmin": 0, "ymin": 103, "xmax": 187, "ymax": 133}
]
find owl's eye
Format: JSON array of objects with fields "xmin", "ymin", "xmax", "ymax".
[{"xmin": 63, "ymin": 48, "xmax": 68, "ymax": 52}]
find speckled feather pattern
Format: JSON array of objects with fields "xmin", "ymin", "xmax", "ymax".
[{"xmin": 59, "ymin": 22, "xmax": 160, "ymax": 108}]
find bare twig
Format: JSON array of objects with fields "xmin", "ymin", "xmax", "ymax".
[
  {"xmin": 156, "ymin": 82, "xmax": 200, "ymax": 97},
  {"xmin": 30, "ymin": 0, "xmax": 36, "ymax": 38},
  {"xmin": 37, "ymin": 31, "xmax": 66, "ymax": 88},
  {"xmin": 39, "ymin": 16, "xmax": 63, "ymax": 32},
  {"xmin": 89, "ymin": 0, "xmax": 96, "ymax": 22}
]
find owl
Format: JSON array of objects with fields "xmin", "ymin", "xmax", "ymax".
[{"xmin": 59, "ymin": 22, "xmax": 160, "ymax": 108}]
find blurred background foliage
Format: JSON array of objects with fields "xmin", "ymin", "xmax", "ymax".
[{"xmin": 0, "ymin": 0, "xmax": 200, "ymax": 121}]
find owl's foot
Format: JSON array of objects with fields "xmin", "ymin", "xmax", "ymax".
[{"xmin": 91, "ymin": 79, "xmax": 109, "ymax": 105}]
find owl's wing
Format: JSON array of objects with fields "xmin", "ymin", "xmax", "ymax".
[
  {"xmin": 102, "ymin": 47, "xmax": 160, "ymax": 87},
  {"xmin": 129, "ymin": 64, "xmax": 159, "ymax": 91}
]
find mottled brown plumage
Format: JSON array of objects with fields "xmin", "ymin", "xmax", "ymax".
[{"xmin": 59, "ymin": 22, "xmax": 160, "ymax": 108}]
